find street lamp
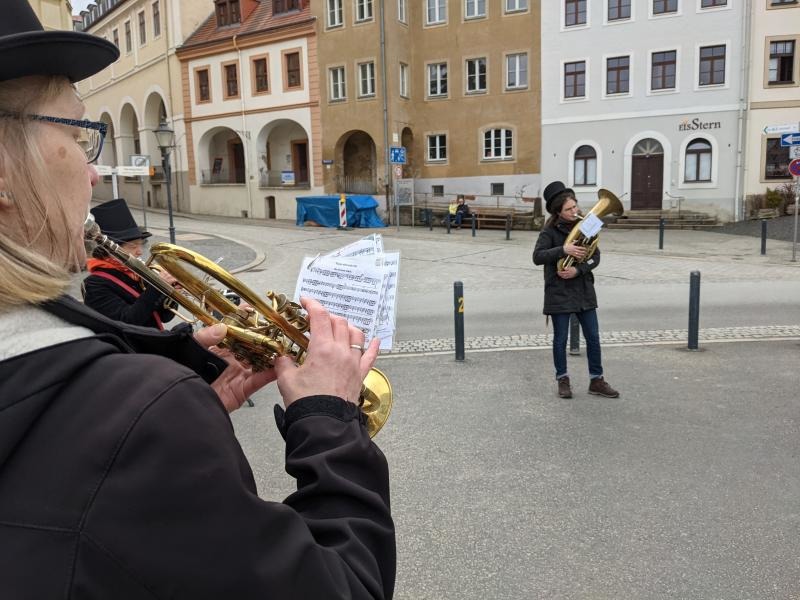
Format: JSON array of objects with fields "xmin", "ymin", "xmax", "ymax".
[{"xmin": 154, "ymin": 119, "xmax": 176, "ymax": 244}]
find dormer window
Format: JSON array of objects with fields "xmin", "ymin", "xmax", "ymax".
[
  {"xmin": 274, "ymin": 0, "xmax": 301, "ymax": 13},
  {"xmin": 217, "ymin": 0, "xmax": 241, "ymax": 26}
]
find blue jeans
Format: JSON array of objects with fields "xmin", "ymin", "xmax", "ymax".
[{"xmin": 551, "ymin": 310, "xmax": 603, "ymax": 380}]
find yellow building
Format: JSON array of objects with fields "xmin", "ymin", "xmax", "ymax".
[{"xmin": 28, "ymin": 0, "xmax": 74, "ymax": 31}]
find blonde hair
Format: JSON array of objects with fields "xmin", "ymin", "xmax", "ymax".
[{"xmin": 0, "ymin": 75, "xmax": 78, "ymax": 310}]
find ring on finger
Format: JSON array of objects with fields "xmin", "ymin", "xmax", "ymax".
[{"xmin": 350, "ymin": 344, "xmax": 364, "ymax": 354}]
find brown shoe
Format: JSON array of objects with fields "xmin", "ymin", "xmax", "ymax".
[
  {"xmin": 588, "ymin": 376, "xmax": 619, "ymax": 398},
  {"xmin": 557, "ymin": 376, "xmax": 572, "ymax": 398}
]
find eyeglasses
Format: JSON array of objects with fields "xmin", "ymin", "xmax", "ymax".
[{"xmin": 0, "ymin": 112, "xmax": 107, "ymax": 164}]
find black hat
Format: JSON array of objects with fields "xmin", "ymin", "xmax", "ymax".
[
  {"xmin": 0, "ymin": 0, "xmax": 119, "ymax": 83},
  {"xmin": 90, "ymin": 199, "xmax": 151, "ymax": 243},
  {"xmin": 543, "ymin": 181, "xmax": 575, "ymax": 214}
]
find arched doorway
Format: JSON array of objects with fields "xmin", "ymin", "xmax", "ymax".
[
  {"xmin": 401, "ymin": 127, "xmax": 414, "ymax": 178},
  {"xmin": 631, "ymin": 138, "xmax": 663, "ymax": 210},
  {"xmin": 336, "ymin": 131, "xmax": 376, "ymax": 193}
]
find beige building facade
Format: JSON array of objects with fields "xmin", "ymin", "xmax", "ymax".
[
  {"xmin": 743, "ymin": 0, "xmax": 800, "ymax": 203},
  {"xmin": 314, "ymin": 0, "xmax": 541, "ymax": 211},
  {"xmin": 29, "ymin": 0, "xmax": 74, "ymax": 30}
]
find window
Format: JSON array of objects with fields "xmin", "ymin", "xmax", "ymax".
[
  {"xmin": 651, "ymin": 50, "xmax": 677, "ymax": 90},
  {"xmin": 432, "ymin": 185, "xmax": 445, "ymax": 196},
  {"xmin": 428, "ymin": 62, "xmax": 448, "ymax": 96},
  {"xmin": 285, "ymin": 52, "xmax": 301, "ymax": 89},
  {"xmin": 253, "ymin": 57, "xmax": 269, "ymax": 93},
  {"xmin": 606, "ymin": 55, "xmax": 629, "ymax": 94},
  {"xmin": 505, "ymin": 0, "xmax": 527, "ymax": 12},
  {"xmin": 427, "ymin": 0, "xmax": 446, "ymax": 24},
  {"xmin": 466, "ymin": 57, "xmax": 487, "ymax": 93},
  {"xmin": 506, "ymin": 53, "xmax": 528, "ymax": 89},
  {"xmin": 771, "ymin": 0, "xmax": 798, "ymax": 4},
  {"xmin": 465, "ymin": 0, "xmax": 486, "ymax": 18},
  {"xmin": 112, "ymin": 28, "xmax": 119, "ymax": 48},
  {"xmin": 565, "ymin": 0, "xmax": 587, "ymax": 25},
  {"xmin": 608, "ymin": 0, "xmax": 631, "ymax": 19},
  {"xmin": 399, "ymin": 63, "xmax": 409, "ymax": 97},
  {"xmin": 765, "ymin": 139, "xmax": 790, "ymax": 179},
  {"xmin": 699, "ymin": 44, "xmax": 726, "ymax": 86},
  {"xmin": 701, "ymin": 0, "xmax": 726, "ymax": 6},
  {"xmin": 484, "ymin": 129, "xmax": 513, "ymax": 159},
  {"xmin": 769, "ymin": 41, "xmax": 795, "ymax": 84},
  {"xmin": 574, "ymin": 145, "xmax": 597, "ymax": 185},
  {"xmin": 138, "ymin": 11, "xmax": 146, "ymax": 45},
  {"xmin": 152, "ymin": 2, "xmax": 161, "ymax": 37},
  {"xmin": 327, "ymin": 0, "xmax": 343, "ymax": 25},
  {"xmin": 217, "ymin": 0, "xmax": 241, "ymax": 26},
  {"xmin": 274, "ymin": 0, "xmax": 300, "ymax": 13},
  {"xmin": 224, "ymin": 63, "xmax": 239, "ymax": 98},
  {"xmin": 564, "ymin": 61, "xmax": 586, "ymax": 98},
  {"xmin": 124, "ymin": 21, "xmax": 131, "ymax": 53},
  {"xmin": 653, "ymin": 0, "xmax": 677, "ymax": 14},
  {"xmin": 330, "ymin": 66, "xmax": 346, "ymax": 100},
  {"xmin": 196, "ymin": 68, "xmax": 210, "ymax": 102},
  {"xmin": 356, "ymin": 0, "xmax": 374, "ymax": 21},
  {"xmin": 359, "ymin": 61, "xmax": 375, "ymax": 96},
  {"xmin": 398, "ymin": 0, "xmax": 407, "ymax": 21},
  {"xmin": 427, "ymin": 134, "xmax": 447, "ymax": 161},
  {"xmin": 490, "ymin": 182, "xmax": 504, "ymax": 195},
  {"xmin": 684, "ymin": 138, "xmax": 712, "ymax": 182}
]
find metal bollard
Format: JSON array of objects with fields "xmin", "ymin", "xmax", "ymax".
[
  {"xmin": 446, "ymin": 214, "xmax": 451, "ymax": 234},
  {"xmin": 454, "ymin": 281, "xmax": 465, "ymax": 361},
  {"xmin": 505, "ymin": 214, "xmax": 512, "ymax": 240},
  {"xmin": 688, "ymin": 270, "xmax": 701, "ymax": 350},
  {"xmin": 569, "ymin": 314, "xmax": 581, "ymax": 355},
  {"xmin": 658, "ymin": 217, "xmax": 665, "ymax": 250},
  {"xmin": 427, "ymin": 209, "xmax": 433, "ymax": 231},
  {"xmin": 760, "ymin": 219, "xmax": 767, "ymax": 255},
  {"xmin": 471, "ymin": 213, "xmax": 476, "ymax": 237}
]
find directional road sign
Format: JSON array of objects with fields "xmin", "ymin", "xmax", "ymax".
[
  {"xmin": 389, "ymin": 146, "xmax": 406, "ymax": 164},
  {"xmin": 789, "ymin": 159, "xmax": 800, "ymax": 178},
  {"xmin": 780, "ymin": 133, "xmax": 800, "ymax": 147},
  {"xmin": 763, "ymin": 123, "xmax": 799, "ymax": 135}
]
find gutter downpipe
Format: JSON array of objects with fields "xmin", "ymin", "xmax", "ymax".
[
  {"xmin": 233, "ymin": 33, "xmax": 254, "ymax": 219},
  {"xmin": 733, "ymin": 0, "xmax": 752, "ymax": 222},
  {"xmin": 164, "ymin": 0, "xmax": 181, "ymax": 209},
  {"xmin": 378, "ymin": 0, "xmax": 391, "ymax": 222}
]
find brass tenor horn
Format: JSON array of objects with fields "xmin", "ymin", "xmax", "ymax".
[
  {"xmin": 84, "ymin": 216, "xmax": 393, "ymax": 437},
  {"xmin": 557, "ymin": 188, "xmax": 624, "ymax": 271}
]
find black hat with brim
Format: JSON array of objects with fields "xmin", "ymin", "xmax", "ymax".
[
  {"xmin": 0, "ymin": 0, "xmax": 119, "ymax": 84},
  {"xmin": 91, "ymin": 199, "xmax": 152, "ymax": 243},
  {"xmin": 543, "ymin": 181, "xmax": 575, "ymax": 214}
]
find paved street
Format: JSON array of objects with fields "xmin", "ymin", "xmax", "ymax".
[{"xmin": 119, "ymin": 207, "xmax": 800, "ymax": 599}]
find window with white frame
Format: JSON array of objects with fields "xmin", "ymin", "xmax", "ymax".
[
  {"xmin": 124, "ymin": 21, "xmax": 131, "ymax": 53},
  {"xmin": 359, "ymin": 62, "xmax": 375, "ymax": 96},
  {"xmin": 700, "ymin": 0, "xmax": 726, "ymax": 6},
  {"xmin": 565, "ymin": 0, "xmax": 587, "ymax": 26},
  {"xmin": 398, "ymin": 0, "xmax": 407, "ymax": 22},
  {"xmin": 466, "ymin": 57, "xmax": 487, "ymax": 93},
  {"xmin": 606, "ymin": 55, "xmax": 629, "ymax": 94},
  {"xmin": 653, "ymin": 0, "xmax": 677, "ymax": 14},
  {"xmin": 484, "ymin": 128, "xmax": 513, "ymax": 160},
  {"xmin": 427, "ymin": 0, "xmax": 446, "ymax": 24},
  {"xmin": 651, "ymin": 50, "xmax": 677, "ymax": 90},
  {"xmin": 684, "ymin": 138, "xmax": 711, "ymax": 182},
  {"xmin": 112, "ymin": 28, "xmax": 119, "ymax": 47},
  {"xmin": 465, "ymin": 0, "xmax": 486, "ymax": 18},
  {"xmin": 505, "ymin": 0, "xmax": 527, "ymax": 12},
  {"xmin": 699, "ymin": 44, "xmax": 726, "ymax": 86},
  {"xmin": 330, "ymin": 66, "xmax": 346, "ymax": 100},
  {"xmin": 608, "ymin": 0, "xmax": 630, "ymax": 20},
  {"xmin": 506, "ymin": 53, "xmax": 528, "ymax": 89},
  {"xmin": 356, "ymin": 0, "xmax": 374, "ymax": 21},
  {"xmin": 400, "ymin": 63, "xmax": 409, "ymax": 97},
  {"xmin": 138, "ymin": 10, "xmax": 146, "ymax": 45},
  {"xmin": 428, "ymin": 62, "xmax": 448, "ymax": 96},
  {"xmin": 564, "ymin": 60, "xmax": 586, "ymax": 98},
  {"xmin": 768, "ymin": 40, "xmax": 795, "ymax": 84},
  {"xmin": 327, "ymin": 0, "xmax": 343, "ymax": 26},
  {"xmin": 428, "ymin": 134, "xmax": 447, "ymax": 161},
  {"xmin": 574, "ymin": 145, "xmax": 597, "ymax": 185},
  {"xmin": 152, "ymin": 1, "xmax": 161, "ymax": 37}
]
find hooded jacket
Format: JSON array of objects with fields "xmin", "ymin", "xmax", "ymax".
[
  {"xmin": 532, "ymin": 218, "xmax": 600, "ymax": 315},
  {"xmin": 0, "ymin": 297, "xmax": 395, "ymax": 599}
]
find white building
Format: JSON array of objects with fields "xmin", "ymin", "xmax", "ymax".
[{"xmin": 541, "ymin": 0, "xmax": 746, "ymax": 222}]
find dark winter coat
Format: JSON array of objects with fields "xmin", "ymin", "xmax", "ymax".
[
  {"xmin": 83, "ymin": 266, "xmax": 175, "ymax": 329},
  {"xmin": 532, "ymin": 218, "xmax": 600, "ymax": 315},
  {"xmin": 0, "ymin": 297, "xmax": 395, "ymax": 599}
]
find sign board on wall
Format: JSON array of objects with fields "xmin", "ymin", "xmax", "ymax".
[{"xmin": 394, "ymin": 178, "xmax": 414, "ymax": 206}]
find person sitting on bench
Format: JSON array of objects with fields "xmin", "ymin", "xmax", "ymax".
[{"xmin": 444, "ymin": 195, "xmax": 470, "ymax": 229}]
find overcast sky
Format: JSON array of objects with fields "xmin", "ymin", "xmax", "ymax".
[{"xmin": 71, "ymin": 0, "xmax": 95, "ymax": 14}]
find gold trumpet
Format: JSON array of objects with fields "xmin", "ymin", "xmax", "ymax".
[
  {"xmin": 84, "ymin": 216, "xmax": 393, "ymax": 437},
  {"xmin": 557, "ymin": 188, "xmax": 624, "ymax": 271}
]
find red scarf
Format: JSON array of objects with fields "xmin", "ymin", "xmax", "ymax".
[{"xmin": 86, "ymin": 257, "xmax": 140, "ymax": 282}]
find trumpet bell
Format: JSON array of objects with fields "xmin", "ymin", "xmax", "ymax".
[{"xmin": 361, "ymin": 368, "xmax": 393, "ymax": 437}]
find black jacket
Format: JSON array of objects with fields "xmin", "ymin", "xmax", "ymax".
[
  {"xmin": 83, "ymin": 266, "xmax": 175, "ymax": 329},
  {"xmin": 0, "ymin": 297, "xmax": 395, "ymax": 599},
  {"xmin": 532, "ymin": 219, "xmax": 600, "ymax": 315}
]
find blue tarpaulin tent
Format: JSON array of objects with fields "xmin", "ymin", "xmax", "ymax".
[{"xmin": 296, "ymin": 195, "xmax": 386, "ymax": 228}]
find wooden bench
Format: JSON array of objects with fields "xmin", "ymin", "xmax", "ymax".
[{"xmin": 414, "ymin": 205, "xmax": 538, "ymax": 230}]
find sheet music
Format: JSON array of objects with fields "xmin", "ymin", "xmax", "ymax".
[
  {"xmin": 579, "ymin": 213, "xmax": 604, "ymax": 238},
  {"xmin": 294, "ymin": 235, "xmax": 399, "ymax": 349}
]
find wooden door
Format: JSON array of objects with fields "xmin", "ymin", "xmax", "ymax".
[
  {"xmin": 292, "ymin": 140, "xmax": 309, "ymax": 184},
  {"xmin": 631, "ymin": 142, "xmax": 664, "ymax": 210}
]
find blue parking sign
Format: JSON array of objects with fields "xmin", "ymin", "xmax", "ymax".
[{"xmin": 389, "ymin": 146, "xmax": 406, "ymax": 164}]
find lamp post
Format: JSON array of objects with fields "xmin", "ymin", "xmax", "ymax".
[{"xmin": 154, "ymin": 119, "xmax": 176, "ymax": 244}]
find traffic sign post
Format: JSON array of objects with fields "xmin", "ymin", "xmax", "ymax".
[
  {"xmin": 389, "ymin": 146, "xmax": 406, "ymax": 164},
  {"xmin": 763, "ymin": 123, "xmax": 799, "ymax": 136},
  {"xmin": 791, "ymin": 159, "xmax": 800, "ymax": 263},
  {"xmin": 780, "ymin": 133, "xmax": 800, "ymax": 147}
]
